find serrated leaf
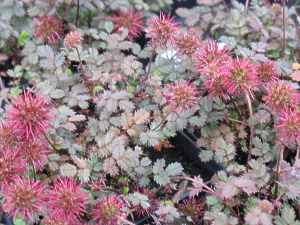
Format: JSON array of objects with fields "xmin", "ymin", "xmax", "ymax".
[
  {"xmin": 17, "ymin": 31, "xmax": 30, "ymax": 46},
  {"xmin": 199, "ymin": 150, "xmax": 214, "ymax": 162},
  {"xmin": 62, "ymin": 122, "xmax": 76, "ymax": 131},
  {"xmin": 50, "ymin": 89, "xmax": 65, "ymax": 99},
  {"xmin": 60, "ymin": 163, "xmax": 77, "ymax": 177},
  {"xmin": 77, "ymin": 168, "xmax": 91, "ymax": 183},
  {"xmin": 154, "ymin": 171, "xmax": 170, "ymax": 186},
  {"xmin": 189, "ymin": 115, "xmax": 207, "ymax": 127},
  {"xmin": 134, "ymin": 109, "xmax": 150, "ymax": 125},
  {"xmin": 275, "ymin": 204, "xmax": 300, "ymax": 225},
  {"xmin": 166, "ymin": 162, "xmax": 183, "ymax": 176},
  {"xmin": 128, "ymin": 192, "xmax": 150, "ymax": 209},
  {"xmin": 104, "ymin": 21, "xmax": 114, "ymax": 33},
  {"xmin": 206, "ymin": 196, "xmax": 220, "ymax": 206},
  {"xmin": 140, "ymin": 131, "xmax": 160, "ymax": 146},
  {"xmin": 69, "ymin": 114, "xmax": 86, "ymax": 122},
  {"xmin": 153, "ymin": 159, "xmax": 165, "ymax": 174}
]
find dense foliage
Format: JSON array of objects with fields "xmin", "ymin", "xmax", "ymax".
[{"xmin": 0, "ymin": 0, "xmax": 300, "ymax": 224}]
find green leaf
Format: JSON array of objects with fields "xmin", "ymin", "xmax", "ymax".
[
  {"xmin": 199, "ymin": 150, "xmax": 214, "ymax": 162},
  {"xmin": 206, "ymin": 196, "xmax": 220, "ymax": 206},
  {"xmin": 166, "ymin": 162, "xmax": 183, "ymax": 176},
  {"xmin": 123, "ymin": 186, "xmax": 129, "ymax": 195},
  {"xmin": 10, "ymin": 86, "xmax": 22, "ymax": 97},
  {"xmin": 153, "ymin": 159, "xmax": 165, "ymax": 174},
  {"xmin": 219, "ymin": 36, "xmax": 237, "ymax": 49},
  {"xmin": 93, "ymin": 85, "xmax": 104, "ymax": 95},
  {"xmin": 140, "ymin": 131, "xmax": 160, "ymax": 146},
  {"xmin": 281, "ymin": 204, "xmax": 296, "ymax": 223},
  {"xmin": 104, "ymin": 21, "xmax": 114, "ymax": 33},
  {"xmin": 18, "ymin": 31, "xmax": 30, "ymax": 46},
  {"xmin": 66, "ymin": 68, "xmax": 73, "ymax": 77},
  {"xmin": 128, "ymin": 192, "xmax": 150, "ymax": 209},
  {"xmin": 275, "ymin": 204, "xmax": 300, "ymax": 225},
  {"xmin": 189, "ymin": 115, "xmax": 207, "ymax": 127},
  {"xmin": 14, "ymin": 218, "xmax": 26, "ymax": 225}
]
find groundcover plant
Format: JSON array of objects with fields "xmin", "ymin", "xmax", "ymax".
[{"xmin": 1, "ymin": 0, "xmax": 300, "ymax": 224}]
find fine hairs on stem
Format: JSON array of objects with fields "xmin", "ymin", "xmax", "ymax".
[
  {"xmin": 274, "ymin": 143, "xmax": 284, "ymax": 198},
  {"xmin": 76, "ymin": 0, "xmax": 80, "ymax": 26},
  {"xmin": 245, "ymin": 0, "xmax": 250, "ymax": 12},
  {"xmin": 245, "ymin": 91, "xmax": 254, "ymax": 170},
  {"xmin": 75, "ymin": 47, "xmax": 83, "ymax": 72},
  {"xmin": 281, "ymin": 0, "xmax": 287, "ymax": 58},
  {"xmin": 44, "ymin": 133, "xmax": 59, "ymax": 152}
]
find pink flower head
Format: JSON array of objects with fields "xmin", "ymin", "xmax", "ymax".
[
  {"xmin": 204, "ymin": 71, "xmax": 229, "ymax": 99},
  {"xmin": 146, "ymin": 12, "xmax": 179, "ymax": 49},
  {"xmin": 34, "ymin": 16, "xmax": 64, "ymax": 44},
  {"xmin": 175, "ymin": 29, "xmax": 202, "ymax": 57},
  {"xmin": 40, "ymin": 219, "xmax": 68, "ymax": 225},
  {"xmin": 178, "ymin": 198, "xmax": 204, "ymax": 224},
  {"xmin": 0, "ymin": 148, "xmax": 26, "ymax": 187},
  {"xmin": 92, "ymin": 195, "xmax": 127, "ymax": 225},
  {"xmin": 276, "ymin": 109, "xmax": 300, "ymax": 145},
  {"xmin": 6, "ymin": 91, "xmax": 53, "ymax": 140},
  {"xmin": 64, "ymin": 31, "xmax": 82, "ymax": 49},
  {"xmin": 257, "ymin": 61, "xmax": 279, "ymax": 83},
  {"xmin": 193, "ymin": 40, "xmax": 231, "ymax": 76},
  {"xmin": 223, "ymin": 58, "xmax": 258, "ymax": 96},
  {"xmin": 110, "ymin": 10, "xmax": 144, "ymax": 40},
  {"xmin": 263, "ymin": 81, "xmax": 299, "ymax": 112},
  {"xmin": 41, "ymin": 218, "xmax": 83, "ymax": 225},
  {"xmin": 163, "ymin": 80, "xmax": 198, "ymax": 113},
  {"xmin": 0, "ymin": 122, "xmax": 21, "ymax": 150},
  {"xmin": 23, "ymin": 138, "xmax": 51, "ymax": 171},
  {"xmin": 1, "ymin": 177, "xmax": 46, "ymax": 222},
  {"xmin": 47, "ymin": 178, "xmax": 88, "ymax": 224}
]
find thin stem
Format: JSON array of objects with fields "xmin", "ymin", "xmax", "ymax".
[
  {"xmin": 62, "ymin": 1, "xmax": 66, "ymax": 21},
  {"xmin": 245, "ymin": 0, "xmax": 250, "ymax": 12},
  {"xmin": 75, "ymin": 47, "xmax": 83, "ymax": 72},
  {"xmin": 274, "ymin": 144, "xmax": 284, "ymax": 198},
  {"xmin": 151, "ymin": 111, "xmax": 176, "ymax": 131},
  {"xmin": 0, "ymin": 77, "xmax": 4, "ymax": 90},
  {"xmin": 281, "ymin": 1, "xmax": 286, "ymax": 58},
  {"xmin": 296, "ymin": 140, "xmax": 300, "ymax": 160},
  {"xmin": 44, "ymin": 134, "xmax": 59, "ymax": 151},
  {"xmin": 75, "ymin": 47, "xmax": 81, "ymax": 62},
  {"xmin": 296, "ymin": 147, "xmax": 300, "ymax": 160},
  {"xmin": 184, "ymin": 176, "xmax": 216, "ymax": 194},
  {"xmin": 76, "ymin": 0, "xmax": 80, "ymax": 27},
  {"xmin": 229, "ymin": 96, "xmax": 243, "ymax": 119},
  {"xmin": 31, "ymin": 162, "xmax": 37, "ymax": 181},
  {"xmin": 146, "ymin": 51, "xmax": 155, "ymax": 77},
  {"xmin": 227, "ymin": 117, "xmax": 248, "ymax": 126},
  {"xmin": 245, "ymin": 92, "xmax": 254, "ymax": 170}
]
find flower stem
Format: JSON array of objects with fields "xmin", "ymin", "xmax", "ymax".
[
  {"xmin": 245, "ymin": 0, "xmax": 250, "ymax": 12},
  {"xmin": 296, "ymin": 140, "xmax": 300, "ymax": 160},
  {"xmin": 228, "ymin": 117, "xmax": 248, "ymax": 126},
  {"xmin": 146, "ymin": 51, "xmax": 155, "ymax": 77},
  {"xmin": 229, "ymin": 96, "xmax": 243, "ymax": 119},
  {"xmin": 44, "ymin": 133, "xmax": 59, "ymax": 152},
  {"xmin": 76, "ymin": 0, "xmax": 80, "ymax": 27},
  {"xmin": 281, "ymin": 1, "xmax": 286, "ymax": 58},
  {"xmin": 274, "ymin": 143, "xmax": 284, "ymax": 198},
  {"xmin": 75, "ymin": 47, "xmax": 83, "ymax": 72},
  {"xmin": 31, "ymin": 162, "xmax": 37, "ymax": 181},
  {"xmin": 245, "ymin": 91, "xmax": 254, "ymax": 170}
]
